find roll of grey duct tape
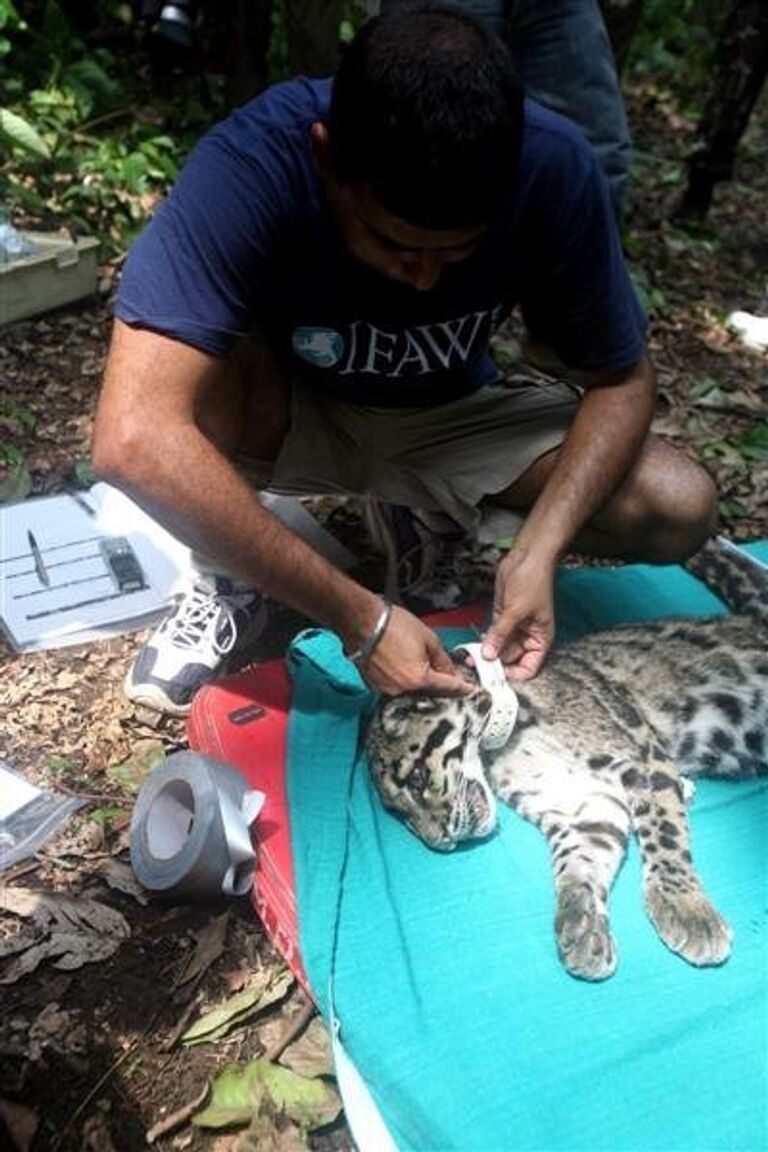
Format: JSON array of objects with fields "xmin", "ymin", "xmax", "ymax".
[{"xmin": 129, "ymin": 751, "xmax": 263, "ymax": 899}]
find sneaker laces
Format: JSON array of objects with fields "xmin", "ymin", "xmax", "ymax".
[{"xmin": 165, "ymin": 583, "xmax": 252, "ymax": 658}]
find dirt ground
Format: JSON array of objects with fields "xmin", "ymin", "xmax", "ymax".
[{"xmin": 1, "ymin": 82, "xmax": 766, "ymax": 1152}]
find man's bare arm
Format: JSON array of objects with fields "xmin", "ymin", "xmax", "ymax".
[
  {"xmin": 482, "ymin": 356, "xmax": 656, "ymax": 673},
  {"xmin": 513, "ymin": 355, "xmax": 656, "ymax": 567},
  {"xmin": 93, "ymin": 321, "xmax": 467, "ymax": 694}
]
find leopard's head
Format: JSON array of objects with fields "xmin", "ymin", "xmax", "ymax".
[{"xmin": 366, "ymin": 675, "xmax": 497, "ymax": 851}]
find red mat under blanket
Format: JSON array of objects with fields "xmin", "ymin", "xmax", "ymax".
[{"xmin": 186, "ymin": 604, "xmax": 485, "ymax": 994}]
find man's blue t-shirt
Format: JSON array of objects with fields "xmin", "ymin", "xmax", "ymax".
[{"xmin": 116, "ymin": 77, "xmax": 646, "ymax": 407}]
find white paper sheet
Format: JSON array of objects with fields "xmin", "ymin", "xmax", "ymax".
[
  {"xmin": 1, "ymin": 483, "xmax": 356, "ymax": 652},
  {"xmin": 0, "ymin": 483, "xmax": 192, "ymax": 651}
]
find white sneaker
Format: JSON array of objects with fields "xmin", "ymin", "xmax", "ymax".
[{"xmin": 123, "ymin": 576, "xmax": 268, "ymax": 716}]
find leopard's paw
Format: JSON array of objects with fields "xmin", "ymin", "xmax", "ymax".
[
  {"xmin": 645, "ymin": 883, "xmax": 732, "ymax": 967},
  {"xmin": 555, "ymin": 881, "xmax": 617, "ymax": 981}
]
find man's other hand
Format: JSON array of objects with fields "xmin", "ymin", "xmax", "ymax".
[
  {"xmin": 480, "ymin": 549, "xmax": 556, "ymax": 681},
  {"xmin": 361, "ymin": 604, "xmax": 472, "ymax": 697}
]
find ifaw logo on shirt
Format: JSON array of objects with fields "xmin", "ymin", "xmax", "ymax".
[{"xmin": 292, "ymin": 305, "xmax": 503, "ymax": 376}]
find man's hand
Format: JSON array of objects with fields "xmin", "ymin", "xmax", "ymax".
[
  {"xmin": 480, "ymin": 549, "xmax": 556, "ymax": 681},
  {"xmin": 360, "ymin": 604, "xmax": 472, "ymax": 697},
  {"xmin": 478, "ymin": 359, "xmax": 658, "ymax": 681}
]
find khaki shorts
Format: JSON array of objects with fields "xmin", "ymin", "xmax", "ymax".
[{"xmin": 241, "ymin": 372, "xmax": 580, "ymax": 543}]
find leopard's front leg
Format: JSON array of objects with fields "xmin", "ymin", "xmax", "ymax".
[
  {"xmin": 490, "ymin": 736, "xmax": 631, "ymax": 981},
  {"xmin": 622, "ymin": 750, "xmax": 732, "ymax": 967}
]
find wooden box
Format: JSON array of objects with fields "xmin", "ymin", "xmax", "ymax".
[{"xmin": 0, "ymin": 232, "xmax": 100, "ymax": 326}]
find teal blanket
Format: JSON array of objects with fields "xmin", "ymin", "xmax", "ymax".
[{"xmin": 287, "ymin": 547, "xmax": 768, "ymax": 1152}]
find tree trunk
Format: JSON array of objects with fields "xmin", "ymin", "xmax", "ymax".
[
  {"xmin": 598, "ymin": 0, "xmax": 644, "ymax": 74},
  {"xmin": 223, "ymin": 0, "xmax": 273, "ymax": 107},
  {"xmin": 285, "ymin": 0, "xmax": 343, "ymax": 76},
  {"xmin": 676, "ymin": 0, "xmax": 768, "ymax": 220}
]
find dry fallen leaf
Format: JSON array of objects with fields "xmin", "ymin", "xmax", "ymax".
[
  {"xmin": 81, "ymin": 1111, "xmax": 118, "ymax": 1152},
  {"xmin": 211, "ymin": 1138, "xmax": 239, "ymax": 1152},
  {"xmin": 96, "ymin": 857, "xmax": 150, "ymax": 905},
  {"xmin": 0, "ymin": 887, "xmax": 130, "ymax": 983},
  {"xmin": 107, "ymin": 738, "xmax": 166, "ymax": 794},
  {"xmin": 172, "ymin": 911, "xmax": 230, "ymax": 988},
  {"xmin": 181, "ymin": 969, "xmax": 293, "ymax": 1046},
  {"xmin": 279, "ymin": 1016, "xmax": 334, "ymax": 1079},
  {"xmin": 234, "ymin": 1117, "xmax": 309, "ymax": 1152},
  {"xmin": 221, "ymin": 966, "xmax": 252, "ymax": 993},
  {"xmin": 26, "ymin": 1002, "xmax": 87, "ymax": 1060}
]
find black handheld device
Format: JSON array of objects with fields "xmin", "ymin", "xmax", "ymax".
[{"xmin": 99, "ymin": 537, "xmax": 147, "ymax": 593}]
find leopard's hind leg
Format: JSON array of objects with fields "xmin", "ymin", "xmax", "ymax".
[{"xmin": 622, "ymin": 747, "xmax": 732, "ymax": 967}]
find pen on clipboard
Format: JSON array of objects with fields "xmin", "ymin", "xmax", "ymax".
[
  {"xmin": 70, "ymin": 491, "xmax": 97, "ymax": 517},
  {"xmin": 27, "ymin": 530, "xmax": 50, "ymax": 586}
]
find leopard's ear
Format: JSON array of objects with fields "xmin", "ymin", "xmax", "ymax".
[
  {"xmin": 385, "ymin": 692, "xmax": 436, "ymax": 710},
  {"xmin": 474, "ymin": 687, "xmax": 493, "ymax": 715},
  {"xmin": 450, "ymin": 649, "xmax": 480, "ymax": 687},
  {"xmin": 378, "ymin": 693, "xmax": 433, "ymax": 733},
  {"xmin": 412, "ymin": 696, "xmax": 444, "ymax": 713},
  {"xmin": 378, "ymin": 699, "xmax": 408, "ymax": 735}
]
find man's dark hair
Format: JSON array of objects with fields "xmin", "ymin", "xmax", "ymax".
[{"xmin": 328, "ymin": 2, "xmax": 524, "ymax": 229}]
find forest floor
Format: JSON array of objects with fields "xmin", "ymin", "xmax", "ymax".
[{"xmin": 1, "ymin": 80, "xmax": 766, "ymax": 1152}]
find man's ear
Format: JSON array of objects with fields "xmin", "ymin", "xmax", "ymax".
[{"xmin": 310, "ymin": 122, "xmax": 333, "ymax": 180}]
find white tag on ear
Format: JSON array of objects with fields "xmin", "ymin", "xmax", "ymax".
[{"xmin": 453, "ymin": 642, "xmax": 519, "ymax": 751}]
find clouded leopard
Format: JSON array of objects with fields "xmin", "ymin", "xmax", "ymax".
[{"xmin": 366, "ymin": 537, "xmax": 767, "ymax": 981}]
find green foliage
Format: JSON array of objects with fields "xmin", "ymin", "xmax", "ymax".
[
  {"xmin": 699, "ymin": 418, "xmax": 767, "ymax": 510},
  {"xmin": 0, "ymin": 396, "xmax": 36, "ymax": 432},
  {"xmin": 0, "ymin": 397, "xmax": 35, "ymax": 502},
  {"xmin": 193, "ymin": 1058, "xmax": 339, "ymax": 1132},
  {"xmin": 340, "ymin": 0, "xmax": 368, "ymax": 44},
  {"xmin": 0, "ymin": 106, "xmax": 50, "ymax": 157},
  {"xmin": 71, "ymin": 458, "xmax": 95, "ymax": 486},
  {"xmin": 60, "ymin": 132, "xmax": 180, "ymax": 246},
  {"xmin": 0, "ymin": 0, "xmax": 208, "ymax": 254},
  {"xmin": 629, "ymin": 0, "xmax": 729, "ymax": 104},
  {"xmin": 89, "ymin": 804, "xmax": 126, "ymax": 828},
  {"xmin": 45, "ymin": 751, "xmax": 88, "ymax": 786},
  {"xmin": 0, "ymin": 442, "xmax": 31, "ymax": 502},
  {"xmin": 629, "ymin": 265, "xmax": 667, "ymax": 316},
  {"xmin": 267, "ymin": 0, "xmax": 288, "ymax": 85},
  {"xmin": 106, "ymin": 739, "xmax": 166, "ymax": 794},
  {"xmin": 0, "ymin": 0, "xmax": 23, "ymax": 28},
  {"xmin": 735, "ymin": 420, "xmax": 768, "ymax": 463},
  {"xmin": 2, "ymin": 0, "xmax": 729, "ymax": 261},
  {"xmin": 717, "ymin": 496, "xmax": 747, "ymax": 524},
  {"xmin": 0, "ymin": 0, "xmax": 24, "ymax": 58}
]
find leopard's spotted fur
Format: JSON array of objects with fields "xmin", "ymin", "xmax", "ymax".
[{"xmin": 366, "ymin": 537, "xmax": 767, "ymax": 980}]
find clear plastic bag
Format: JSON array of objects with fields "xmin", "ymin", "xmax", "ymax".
[
  {"xmin": 0, "ymin": 213, "xmax": 36, "ymax": 265},
  {"xmin": 0, "ymin": 761, "xmax": 83, "ymax": 868}
]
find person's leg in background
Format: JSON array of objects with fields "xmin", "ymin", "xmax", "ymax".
[
  {"xmin": 222, "ymin": 1, "xmax": 345, "ymax": 107},
  {"xmin": 380, "ymin": 0, "xmax": 631, "ymax": 222},
  {"xmin": 504, "ymin": 0, "xmax": 631, "ymax": 222},
  {"xmin": 379, "ymin": 0, "xmax": 505, "ymax": 34}
]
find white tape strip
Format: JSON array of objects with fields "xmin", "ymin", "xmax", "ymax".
[
  {"xmin": 453, "ymin": 643, "xmax": 518, "ymax": 751},
  {"xmin": 129, "ymin": 751, "xmax": 264, "ymax": 899},
  {"xmin": 715, "ymin": 535, "xmax": 768, "ymax": 572}
]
